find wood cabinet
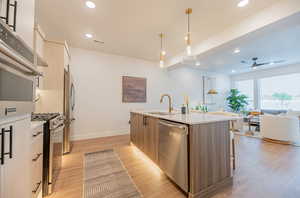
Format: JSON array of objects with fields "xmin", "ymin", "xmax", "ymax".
[
  {"xmin": 189, "ymin": 121, "xmax": 232, "ymax": 198},
  {"xmin": 0, "ymin": 116, "xmax": 32, "ymax": 198},
  {"xmin": 130, "ymin": 113, "xmax": 159, "ymax": 163},
  {"xmin": 130, "ymin": 113, "xmax": 233, "ymax": 198},
  {"xmin": 130, "ymin": 113, "xmax": 144, "ymax": 150},
  {"xmin": 143, "ymin": 116, "xmax": 159, "ymax": 163}
]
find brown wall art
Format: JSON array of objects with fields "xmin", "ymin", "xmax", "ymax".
[{"xmin": 122, "ymin": 76, "xmax": 147, "ymax": 103}]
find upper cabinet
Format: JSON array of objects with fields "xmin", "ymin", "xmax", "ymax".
[
  {"xmin": 34, "ymin": 23, "xmax": 48, "ymax": 67},
  {"xmin": 16, "ymin": 0, "xmax": 35, "ymax": 48},
  {"xmin": 0, "ymin": 0, "xmax": 35, "ymax": 48},
  {"xmin": 64, "ymin": 41, "xmax": 71, "ymax": 71},
  {"xmin": 16, "ymin": 0, "xmax": 35, "ymax": 49},
  {"xmin": 34, "ymin": 24, "xmax": 45, "ymax": 60}
]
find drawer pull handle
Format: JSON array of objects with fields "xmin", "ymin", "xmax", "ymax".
[
  {"xmin": 32, "ymin": 181, "xmax": 41, "ymax": 194},
  {"xmin": 32, "ymin": 153, "xmax": 42, "ymax": 162},
  {"xmin": 32, "ymin": 131, "xmax": 42, "ymax": 138},
  {"xmin": 1, "ymin": 126, "xmax": 13, "ymax": 165}
]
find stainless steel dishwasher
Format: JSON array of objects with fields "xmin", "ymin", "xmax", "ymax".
[{"xmin": 158, "ymin": 120, "xmax": 188, "ymax": 193}]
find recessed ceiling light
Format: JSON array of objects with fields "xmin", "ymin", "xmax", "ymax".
[
  {"xmin": 195, "ymin": 61, "xmax": 201, "ymax": 66},
  {"xmin": 238, "ymin": 0, "xmax": 249, "ymax": 7},
  {"xmin": 85, "ymin": 33, "xmax": 93, "ymax": 38},
  {"xmin": 232, "ymin": 70, "xmax": 236, "ymax": 73},
  {"xmin": 234, "ymin": 48, "xmax": 240, "ymax": 54},
  {"xmin": 270, "ymin": 62, "xmax": 274, "ymax": 65},
  {"xmin": 86, "ymin": 1, "xmax": 96, "ymax": 8}
]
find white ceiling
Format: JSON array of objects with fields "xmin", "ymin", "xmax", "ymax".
[
  {"xmin": 177, "ymin": 12, "xmax": 300, "ymax": 74},
  {"xmin": 36, "ymin": 0, "xmax": 281, "ymax": 61}
]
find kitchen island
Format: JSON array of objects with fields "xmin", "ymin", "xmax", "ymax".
[{"xmin": 130, "ymin": 110, "xmax": 237, "ymax": 198}]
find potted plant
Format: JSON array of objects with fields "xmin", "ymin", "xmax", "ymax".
[{"xmin": 226, "ymin": 89, "xmax": 248, "ymax": 113}]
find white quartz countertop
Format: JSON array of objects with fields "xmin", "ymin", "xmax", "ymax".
[
  {"xmin": 131, "ymin": 110, "xmax": 239, "ymax": 125},
  {"xmin": 30, "ymin": 121, "xmax": 45, "ymax": 130}
]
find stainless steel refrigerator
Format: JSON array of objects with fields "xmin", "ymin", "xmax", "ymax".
[{"xmin": 63, "ymin": 67, "xmax": 75, "ymax": 154}]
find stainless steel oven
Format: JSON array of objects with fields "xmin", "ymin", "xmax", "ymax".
[
  {"xmin": 0, "ymin": 20, "xmax": 41, "ymax": 118},
  {"xmin": 32, "ymin": 113, "xmax": 64, "ymax": 196}
]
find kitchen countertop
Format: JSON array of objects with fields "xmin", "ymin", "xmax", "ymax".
[
  {"xmin": 131, "ymin": 110, "xmax": 239, "ymax": 125},
  {"xmin": 30, "ymin": 121, "xmax": 45, "ymax": 130}
]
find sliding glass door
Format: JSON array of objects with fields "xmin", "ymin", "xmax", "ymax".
[
  {"xmin": 260, "ymin": 74, "xmax": 300, "ymax": 110},
  {"xmin": 234, "ymin": 73, "xmax": 300, "ymax": 111}
]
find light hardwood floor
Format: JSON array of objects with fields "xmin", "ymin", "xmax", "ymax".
[{"xmin": 47, "ymin": 135, "xmax": 300, "ymax": 198}]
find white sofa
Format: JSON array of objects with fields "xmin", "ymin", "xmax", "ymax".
[{"xmin": 260, "ymin": 114, "xmax": 300, "ymax": 145}]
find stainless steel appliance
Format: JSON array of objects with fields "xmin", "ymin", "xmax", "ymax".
[
  {"xmin": 63, "ymin": 67, "xmax": 75, "ymax": 154},
  {"xmin": 0, "ymin": 20, "xmax": 41, "ymax": 118},
  {"xmin": 31, "ymin": 113, "xmax": 64, "ymax": 196},
  {"xmin": 158, "ymin": 120, "xmax": 189, "ymax": 193}
]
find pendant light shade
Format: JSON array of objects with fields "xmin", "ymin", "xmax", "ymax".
[
  {"xmin": 185, "ymin": 8, "xmax": 192, "ymax": 56},
  {"xmin": 208, "ymin": 89, "xmax": 218, "ymax": 95},
  {"xmin": 159, "ymin": 33, "xmax": 166, "ymax": 68}
]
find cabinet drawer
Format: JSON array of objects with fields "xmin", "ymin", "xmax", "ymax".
[
  {"xmin": 31, "ymin": 133, "xmax": 43, "ymax": 160},
  {"xmin": 31, "ymin": 125, "xmax": 44, "ymax": 198},
  {"xmin": 31, "ymin": 126, "xmax": 43, "ymax": 142}
]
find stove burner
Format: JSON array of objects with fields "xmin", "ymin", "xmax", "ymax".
[{"xmin": 31, "ymin": 113, "xmax": 60, "ymax": 121}]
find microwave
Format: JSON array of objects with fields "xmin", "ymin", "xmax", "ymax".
[{"xmin": 0, "ymin": 20, "xmax": 41, "ymax": 118}]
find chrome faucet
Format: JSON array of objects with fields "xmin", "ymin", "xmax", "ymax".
[{"xmin": 160, "ymin": 94, "xmax": 173, "ymax": 113}]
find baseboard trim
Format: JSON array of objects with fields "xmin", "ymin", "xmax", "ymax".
[
  {"xmin": 189, "ymin": 177, "xmax": 233, "ymax": 198},
  {"xmin": 70, "ymin": 129, "xmax": 129, "ymax": 141}
]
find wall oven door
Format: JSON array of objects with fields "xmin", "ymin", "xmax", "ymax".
[
  {"xmin": 0, "ymin": 66, "xmax": 35, "ymax": 118},
  {"xmin": 0, "ymin": 42, "xmax": 41, "ymax": 119},
  {"xmin": 0, "ymin": 20, "xmax": 42, "ymax": 119}
]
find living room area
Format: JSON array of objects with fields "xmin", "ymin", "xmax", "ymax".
[
  {"xmin": 199, "ymin": 11, "xmax": 300, "ymax": 146},
  {"xmin": 230, "ymin": 63, "xmax": 300, "ymax": 145}
]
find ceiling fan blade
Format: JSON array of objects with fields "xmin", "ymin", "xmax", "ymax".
[
  {"xmin": 255, "ymin": 62, "xmax": 270, "ymax": 67},
  {"xmin": 272, "ymin": 60, "xmax": 285, "ymax": 64}
]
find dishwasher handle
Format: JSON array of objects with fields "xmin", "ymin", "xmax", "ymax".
[{"xmin": 159, "ymin": 121, "xmax": 188, "ymax": 134}]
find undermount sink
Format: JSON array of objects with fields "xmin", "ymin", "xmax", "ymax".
[{"xmin": 147, "ymin": 112, "xmax": 177, "ymax": 116}]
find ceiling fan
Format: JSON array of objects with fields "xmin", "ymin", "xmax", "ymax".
[{"xmin": 241, "ymin": 57, "xmax": 285, "ymax": 69}]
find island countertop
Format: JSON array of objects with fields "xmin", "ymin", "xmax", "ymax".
[{"xmin": 131, "ymin": 109, "xmax": 239, "ymax": 125}]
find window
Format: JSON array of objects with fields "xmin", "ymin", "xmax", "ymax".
[
  {"xmin": 235, "ymin": 80, "xmax": 254, "ymax": 109},
  {"xmin": 260, "ymin": 74, "xmax": 300, "ymax": 110}
]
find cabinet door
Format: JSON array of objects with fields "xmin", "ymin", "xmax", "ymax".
[
  {"xmin": 144, "ymin": 117, "xmax": 159, "ymax": 163},
  {"xmin": 64, "ymin": 47, "xmax": 70, "ymax": 70},
  {"xmin": 16, "ymin": 0, "xmax": 35, "ymax": 48},
  {"xmin": 136, "ymin": 114, "xmax": 145, "ymax": 151},
  {"xmin": 0, "ymin": 117, "xmax": 31, "ymax": 198},
  {"xmin": 130, "ymin": 113, "xmax": 138, "ymax": 145},
  {"xmin": 130, "ymin": 113, "xmax": 145, "ymax": 151},
  {"xmin": 35, "ymin": 27, "xmax": 45, "ymax": 60}
]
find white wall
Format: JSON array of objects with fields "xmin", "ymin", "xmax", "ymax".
[{"xmin": 70, "ymin": 47, "xmax": 230, "ymax": 140}]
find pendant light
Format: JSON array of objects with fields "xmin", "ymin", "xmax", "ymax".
[
  {"xmin": 185, "ymin": 8, "xmax": 192, "ymax": 56},
  {"xmin": 207, "ymin": 77, "xmax": 218, "ymax": 95},
  {"xmin": 208, "ymin": 89, "xmax": 218, "ymax": 95},
  {"xmin": 159, "ymin": 33, "xmax": 166, "ymax": 68}
]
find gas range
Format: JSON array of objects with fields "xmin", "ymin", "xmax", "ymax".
[
  {"xmin": 31, "ymin": 113, "xmax": 64, "ymax": 130},
  {"xmin": 31, "ymin": 113, "xmax": 60, "ymax": 121},
  {"xmin": 31, "ymin": 113, "xmax": 65, "ymax": 196}
]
